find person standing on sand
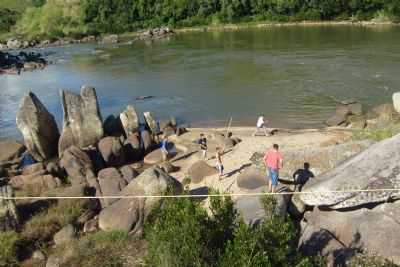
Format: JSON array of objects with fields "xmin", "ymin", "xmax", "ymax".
[
  {"xmin": 253, "ymin": 114, "xmax": 269, "ymax": 137},
  {"xmin": 264, "ymin": 144, "xmax": 283, "ymax": 193},
  {"xmin": 198, "ymin": 133, "xmax": 207, "ymax": 159},
  {"xmin": 161, "ymin": 135, "xmax": 169, "ymax": 161},
  {"xmin": 216, "ymin": 146, "xmax": 224, "ymax": 179}
]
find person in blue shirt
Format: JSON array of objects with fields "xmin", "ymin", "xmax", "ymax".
[{"xmin": 161, "ymin": 135, "xmax": 169, "ymax": 161}]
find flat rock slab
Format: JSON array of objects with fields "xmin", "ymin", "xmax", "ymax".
[
  {"xmin": 0, "ymin": 140, "xmax": 25, "ymax": 163},
  {"xmin": 188, "ymin": 161, "xmax": 217, "ymax": 184},
  {"xmin": 143, "ymin": 147, "xmax": 178, "ymax": 165},
  {"xmin": 237, "ymin": 168, "xmax": 267, "ymax": 190}
]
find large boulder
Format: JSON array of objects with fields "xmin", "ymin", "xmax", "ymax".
[
  {"xmin": 300, "ymin": 134, "xmax": 400, "ymax": 209},
  {"xmin": 120, "ymin": 105, "xmax": 139, "ymax": 136},
  {"xmin": 6, "ymin": 38, "xmax": 22, "ymax": 49},
  {"xmin": 119, "ymin": 165, "xmax": 139, "ymax": 184},
  {"xmin": 393, "ymin": 92, "xmax": 400, "ymax": 114},
  {"xmin": 16, "ymin": 92, "xmax": 59, "ymax": 161},
  {"xmin": 53, "ymin": 224, "xmax": 75, "ymax": 246},
  {"xmin": 187, "ymin": 161, "xmax": 217, "ymax": 184},
  {"xmin": 0, "ymin": 186, "xmax": 19, "ymax": 231},
  {"xmin": 299, "ymin": 202, "xmax": 400, "ymax": 265},
  {"xmin": 98, "ymin": 167, "xmax": 182, "ymax": 233},
  {"xmin": 59, "ymin": 146, "xmax": 95, "ymax": 185},
  {"xmin": 250, "ymin": 140, "xmax": 374, "ymax": 183},
  {"xmin": 325, "ymin": 101, "xmax": 362, "ymax": 126},
  {"xmin": 0, "ymin": 140, "xmax": 25, "ymax": 163},
  {"xmin": 98, "ymin": 167, "xmax": 127, "ymax": 208},
  {"xmin": 58, "ymin": 86, "xmax": 103, "ymax": 155},
  {"xmin": 236, "ymin": 167, "xmax": 268, "ymax": 190},
  {"xmin": 98, "ymin": 137, "xmax": 126, "ymax": 167},
  {"xmin": 10, "ymin": 173, "xmax": 61, "ymax": 190},
  {"xmin": 103, "ymin": 115, "xmax": 123, "ymax": 137},
  {"xmin": 124, "ymin": 133, "xmax": 143, "ymax": 161},
  {"xmin": 143, "ymin": 112, "xmax": 158, "ymax": 135},
  {"xmin": 141, "ymin": 130, "xmax": 153, "ymax": 153}
]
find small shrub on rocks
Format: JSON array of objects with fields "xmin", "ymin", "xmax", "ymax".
[{"xmin": 0, "ymin": 231, "xmax": 20, "ymax": 267}]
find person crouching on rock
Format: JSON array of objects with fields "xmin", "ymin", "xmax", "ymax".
[
  {"xmin": 216, "ymin": 146, "xmax": 224, "ymax": 180},
  {"xmin": 263, "ymin": 144, "xmax": 283, "ymax": 193},
  {"xmin": 161, "ymin": 135, "xmax": 169, "ymax": 161},
  {"xmin": 198, "ymin": 133, "xmax": 207, "ymax": 159}
]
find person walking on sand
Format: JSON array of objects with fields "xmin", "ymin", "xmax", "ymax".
[
  {"xmin": 253, "ymin": 114, "xmax": 269, "ymax": 137},
  {"xmin": 161, "ymin": 135, "xmax": 169, "ymax": 161},
  {"xmin": 198, "ymin": 133, "xmax": 207, "ymax": 159},
  {"xmin": 216, "ymin": 146, "xmax": 224, "ymax": 179},
  {"xmin": 264, "ymin": 144, "xmax": 283, "ymax": 193}
]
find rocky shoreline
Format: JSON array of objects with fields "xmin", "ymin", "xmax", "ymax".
[
  {"xmin": 1, "ymin": 85, "xmax": 400, "ymax": 266},
  {"xmin": 0, "ymin": 50, "xmax": 47, "ymax": 75}
]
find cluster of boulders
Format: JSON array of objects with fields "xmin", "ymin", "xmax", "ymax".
[
  {"xmin": 0, "ymin": 36, "xmax": 98, "ymax": 51},
  {"xmin": 136, "ymin": 27, "xmax": 175, "ymax": 41},
  {"xmin": 0, "ymin": 85, "xmax": 188, "ymax": 245},
  {"xmin": 0, "ymin": 51, "xmax": 47, "ymax": 75},
  {"xmin": 325, "ymin": 94, "xmax": 400, "ymax": 128}
]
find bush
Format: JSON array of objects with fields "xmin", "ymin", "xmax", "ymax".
[
  {"xmin": 348, "ymin": 252, "xmax": 398, "ymax": 267},
  {"xmin": 145, "ymin": 192, "xmax": 321, "ymax": 267},
  {"xmin": 0, "ymin": 231, "xmax": 20, "ymax": 267},
  {"xmin": 352, "ymin": 123, "xmax": 400, "ymax": 141}
]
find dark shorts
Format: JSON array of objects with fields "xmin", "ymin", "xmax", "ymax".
[{"xmin": 268, "ymin": 167, "xmax": 279, "ymax": 186}]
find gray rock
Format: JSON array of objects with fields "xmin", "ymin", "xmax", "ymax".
[
  {"xmin": 143, "ymin": 111, "xmax": 158, "ymax": 135},
  {"xmin": 58, "ymin": 86, "xmax": 103, "ymax": 155},
  {"xmin": 54, "ymin": 224, "xmax": 75, "ymax": 246},
  {"xmin": 300, "ymin": 134, "xmax": 400, "ymax": 208},
  {"xmin": 325, "ymin": 113, "xmax": 347, "ymax": 126},
  {"xmin": 59, "ymin": 146, "xmax": 95, "ymax": 185},
  {"xmin": 98, "ymin": 167, "xmax": 127, "ymax": 208},
  {"xmin": 235, "ymin": 196, "xmax": 266, "ymax": 227},
  {"xmin": 6, "ymin": 38, "xmax": 22, "ymax": 49},
  {"xmin": 393, "ymin": 92, "xmax": 400, "ymax": 114},
  {"xmin": 141, "ymin": 130, "xmax": 153, "ymax": 152},
  {"xmin": 98, "ymin": 167, "xmax": 182, "ymax": 233},
  {"xmin": 16, "ymin": 92, "xmax": 59, "ymax": 161},
  {"xmin": 98, "ymin": 137, "xmax": 126, "ymax": 167},
  {"xmin": 157, "ymin": 161, "xmax": 179, "ymax": 173},
  {"xmin": 0, "ymin": 140, "xmax": 25, "ymax": 163},
  {"xmin": 0, "ymin": 186, "xmax": 19, "ymax": 231},
  {"xmin": 101, "ymin": 34, "xmax": 118, "ymax": 44},
  {"xmin": 299, "ymin": 202, "xmax": 400, "ymax": 265},
  {"xmin": 119, "ymin": 165, "xmax": 139, "ymax": 183},
  {"xmin": 10, "ymin": 174, "xmax": 61, "ymax": 190},
  {"xmin": 187, "ymin": 161, "xmax": 217, "ymax": 184},
  {"xmin": 120, "ymin": 105, "xmax": 139, "ymax": 136},
  {"xmin": 32, "ymin": 250, "xmax": 46, "ymax": 261},
  {"xmin": 124, "ymin": 133, "xmax": 143, "ymax": 160},
  {"xmin": 236, "ymin": 167, "xmax": 268, "ymax": 190}
]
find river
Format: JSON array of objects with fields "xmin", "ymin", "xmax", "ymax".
[{"xmin": 1, "ymin": 25, "xmax": 400, "ymax": 139}]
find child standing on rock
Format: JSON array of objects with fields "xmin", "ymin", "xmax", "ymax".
[
  {"xmin": 198, "ymin": 133, "xmax": 207, "ymax": 159},
  {"xmin": 216, "ymin": 146, "xmax": 224, "ymax": 179}
]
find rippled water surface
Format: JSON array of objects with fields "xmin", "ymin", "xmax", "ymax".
[{"xmin": 1, "ymin": 25, "xmax": 400, "ymax": 139}]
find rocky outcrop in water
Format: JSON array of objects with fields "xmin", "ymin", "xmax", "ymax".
[
  {"xmin": 120, "ymin": 105, "xmax": 139, "ymax": 136},
  {"xmin": 325, "ymin": 100, "xmax": 363, "ymax": 127},
  {"xmin": 0, "ymin": 51, "xmax": 47, "ymax": 75},
  {"xmin": 16, "ymin": 92, "xmax": 60, "ymax": 161},
  {"xmin": 58, "ymin": 86, "xmax": 104, "ymax": 155}
]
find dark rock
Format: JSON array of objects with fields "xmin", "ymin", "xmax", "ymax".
[
  {"xmin": 135, "ymin": 95, "xmax": 154, "ymax": 101},
  {"xmin": 176, "ymin": 127, "xmax": 187, "ymax": 136},
  {"xmin": 0, "ymin": 140, "xmax": 25, "ymax": 163},
  {"xmin": 58, "ymin": 86, "xmax": 103, "ymax": 155},
  {"xmin": 98, "ymin": 137, "xmax": 126, "ymax": 167},
  {"xmin": 236, "ymin": 167, "xmax": 267, "ymax": 190},
  {"xmin": 158, "ymin": 161, "xmax": 179, "ymax": 173},
  {"xmin": 124, "ymin": 133, "xmax": 143, "ymax": 161},
  {"xmin": 46, "ymin": 161, "xmax": 63, "ymax": 178},
  {"xmin": 16, "ymin": 92, "xmax": 59, "ymax": 161},
  {"xmin": 188, "ymin": 161, "xmax": 217, "ymax": 184},
  {"xmin": 103, "ymin": 115, "xmax": 124, "ymax": 137}
]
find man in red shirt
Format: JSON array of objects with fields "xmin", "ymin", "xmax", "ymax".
[{"xmin": 263, "ymin": 144, "xmax": 283, "ymax": 193}]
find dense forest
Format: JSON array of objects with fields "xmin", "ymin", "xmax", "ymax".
[{"xmin": 1, "ymin": 0, "xmax": 400, "ymax": 40}]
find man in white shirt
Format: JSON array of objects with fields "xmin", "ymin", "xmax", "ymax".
[{"xmin": 253, "ymin": 114, "xmax": 269, "ymax": 137}]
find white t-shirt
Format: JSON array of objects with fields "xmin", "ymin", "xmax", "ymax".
[{"xmin": 257, "ymin": 116, "xmax": 265, "ymax": 128}]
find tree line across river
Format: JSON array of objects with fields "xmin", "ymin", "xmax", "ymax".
[{"xmin": 1, "ymin": 0, "xmax": 400, "ymax": 41}]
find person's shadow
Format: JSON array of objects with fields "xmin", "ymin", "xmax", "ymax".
[{"xmin": 293, "ymin": 162, "xmax": 314, "ymax": 191}]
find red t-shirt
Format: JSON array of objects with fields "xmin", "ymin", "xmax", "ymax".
[{"xmin": 264, "ymin": 149, "xmax": 283, "ymax": 170}]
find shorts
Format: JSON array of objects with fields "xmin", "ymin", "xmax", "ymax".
[
  {"xmin": 268, "ymin": 167, "xmax": 279, "ymax": 186},
  {"xmin": 217, "ymin": 164, "xmax": 224, "ymax": 174}
]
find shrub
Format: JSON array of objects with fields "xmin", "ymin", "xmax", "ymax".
[
  {"xmin": 352, "ymin": 123, "xmax": 400, "ymax": 141},
  {"xmin": 0, "ymin": 231, "xmax": 20, "ymax": 267},
  {"xmin": 348, "ymin": 252, "xmax": 398, "ymax": 267}
]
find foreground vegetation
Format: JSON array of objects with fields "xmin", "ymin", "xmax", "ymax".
[{"xmin": 1, "ymin": 0, "xmax": 400, "ymax": 41}]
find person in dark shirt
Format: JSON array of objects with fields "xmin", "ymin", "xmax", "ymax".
[
  {"xmin": 198, "ymin": 133, "xmax": 207, "ymax": 159},
  {"xmin": 293, "ymin": 162, "xmax": 314, "ymax": 191}
]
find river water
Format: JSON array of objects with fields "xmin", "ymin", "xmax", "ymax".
[{"xmin": 1, "ymin": 25, "xmax": 400, "ymax": 139}]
